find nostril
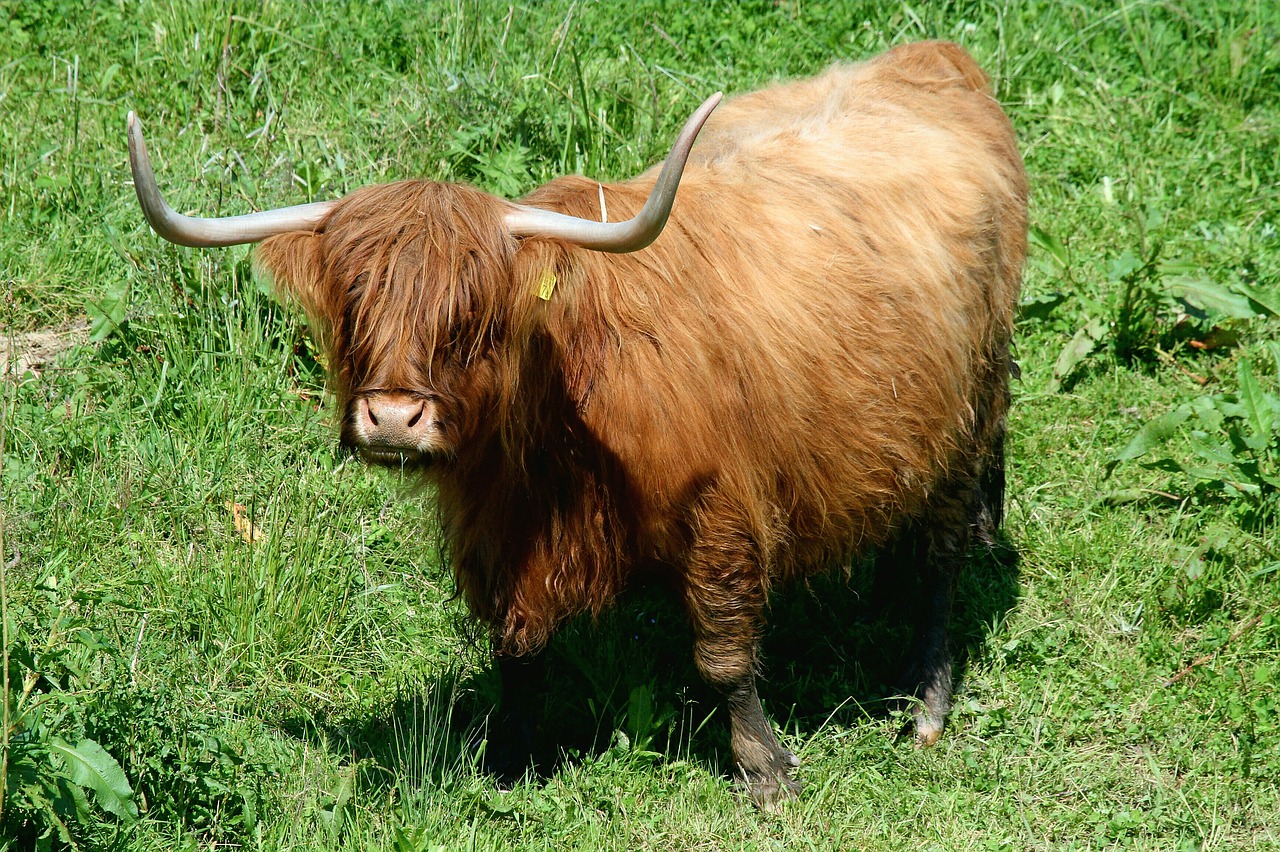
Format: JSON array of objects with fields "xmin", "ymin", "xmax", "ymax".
[{"xmin": 359, "ymin": 393, "xmax": 434, "ymax": 440}]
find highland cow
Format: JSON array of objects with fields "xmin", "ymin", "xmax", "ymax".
[{"xmin": 128, "ymin": 41, "xmax": 1027, "ymax": 807}]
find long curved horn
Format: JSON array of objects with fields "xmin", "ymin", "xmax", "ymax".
[
  {"xmin": 127, "ymin": 111, "xmax": 338, "ymax": 247},
  {"xmin": 503, "ymin": 92, "xmax": 722, "ymax": 253}
]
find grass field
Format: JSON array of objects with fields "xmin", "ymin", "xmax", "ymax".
[{"xmin": 2, "ymin": 1, "xmax": 1279, "ymax": 849}]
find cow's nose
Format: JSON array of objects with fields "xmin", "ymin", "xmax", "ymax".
[{"xmin": 356, "ymin": 392, "xmax": 430, "ymax": 449}]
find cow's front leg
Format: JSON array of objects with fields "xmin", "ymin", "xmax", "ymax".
[
  {"xmin": 681, "ymin": 510, "xmax": 800, "ymax": 809},
  {"xmin": 481, "ymin": 649, "xmax": 547, "ymax": 784}
]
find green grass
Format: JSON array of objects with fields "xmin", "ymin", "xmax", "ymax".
[{"xmin": 3, "ymin": 0, "xmax": 1279, "ymax": 848}]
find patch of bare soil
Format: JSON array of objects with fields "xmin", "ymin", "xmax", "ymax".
[{"xmin": 0, "ymin": 319, "xmax": 92, "ymax": 377}]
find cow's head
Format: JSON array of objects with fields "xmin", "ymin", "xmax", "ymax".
[{"xmin": 126, "ymin": 95, "xmax": 719, "ymax": 468}]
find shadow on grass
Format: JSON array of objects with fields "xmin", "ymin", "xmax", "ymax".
[{"xmin": 290, "ymin": 536, "xmax": 1021, "ymax": 794}]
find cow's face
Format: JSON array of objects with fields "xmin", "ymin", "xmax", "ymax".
[{"xmin": 256, "ymin": 181, "xmax": 518, "ymax": 470}]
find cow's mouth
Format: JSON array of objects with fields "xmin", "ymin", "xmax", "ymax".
[{"xmin": 354, "ymin": 444, "xmax": 434, "ymax": 470}]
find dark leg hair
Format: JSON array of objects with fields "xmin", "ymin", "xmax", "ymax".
[
  {"xmin": 482, "ymin": 649, "xmax": 548, "ymax": 784},
  {"xmin": 898, "ymin": 484, "xmax": 974, "ymax": 746},
  {"xmin": 679, "ymin": 500, "xmax": 800, "ymax": 809}
]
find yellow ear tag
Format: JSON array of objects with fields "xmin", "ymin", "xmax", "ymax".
[{"xmin": 536, "ymin": 269, "xmax": 557, "ymax": 301}]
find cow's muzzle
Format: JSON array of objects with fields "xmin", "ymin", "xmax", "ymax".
[{"xmin": 344, "ymin": 391, "xmax": 443, "ymax": 467}]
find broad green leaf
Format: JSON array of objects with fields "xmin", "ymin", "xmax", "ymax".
[
  {"xmin": 1194, "ymin": 400, "xmax": 1225, "ymax": 432},
  {"xmin": 1242, "ymin": 290, "xmax": 1280, "ymax": 318},
  {"xmin": 1029, "ymin": 225, "xmax": 1070, "ymax": 269},
  {"xmin": 1103, "ymin": 488, "xmax": 1177, "ymax": 505},
  {"xmin": 1167, "ymin": 277, "xmax": 1258, "ymax": 319},
  {"xmin": 1050, "ymin": 316, "xmax": 1107, "ymax": 392},
  {"xmin": 54, "ymin": 774, "xmax": 92, "ymax": 828},
  {"xmin": 1224, "ymin": 422, "xmax": 1253, "ymax": 456},
  {"xmin": 43, "ymin": 798, "xmax": 77, "ymax": 850},
  {"xmin": 240, "ymin": 782, "xmax": 259, "ymax": 830},
  {"xmin": 1188, "ymin": 432, "xmax": 1244, "ymax": 467},
  {"xmin": 627, "ymin": 683, "xmax": 654, "ymax": 744},
  {"xmin": 1108, "ymin": 250, "xmax": 1143, "ymax": 282},
  {"xmin": 1107, "ymin": 403, "xmax": 1193, "ymax": 474},
  {"xmin": 1223, "ymin": 478, "xmax": 1262, "ymax": 496},
  {"xmin": 1018, "ymin": 292, "xmax": 1068, "ymax": 321},
  {"xmin": 1216, "ymin": 400, "xmax": 1246, "ymax": 420},
  {"xmin": 322, "ymin": 766, "xmax": 355, "ymax": 834},
  {"xmin": 1190, "ymin": 393, "xmax": 1219, "ymax": 414},
  {"xmin": 1237, "ymin": 359, "xmax": 1273, "ymax": 449},
  {"xmin": 1181, "ymin": 464, "xmax": 1234, "ymax": 484},
  {"xmin": 87, "ymin": 280, "xmax": 131, "ymax": 343},
  {"xmin": 49, "ymin": 736, "xmax": 139, "ymax": 824},
  {"xmin": 1143, "ymin": 199, "xmax": 1165, "ymax": 233}
]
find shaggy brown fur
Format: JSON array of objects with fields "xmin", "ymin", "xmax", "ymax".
[{"xmin": 254, "ymin": 41, "xmax": 1027, "ymax": 807}]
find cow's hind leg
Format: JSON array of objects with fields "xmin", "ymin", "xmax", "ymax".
[
  {"xmin": 680, "ymin": 509, "xmax": 799, "ymax": 810},
  {"xmin": 717, "ymin": 667, "xmax": 801, "ymax": 810},
  {"xmin": 899, "ymin": 484, "xmax": 974, "ymax": 747}
]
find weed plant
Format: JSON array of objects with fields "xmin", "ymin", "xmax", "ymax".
[{"xmin": 2, "ymin": 1, "xmax": 1278, "ymax": 849}]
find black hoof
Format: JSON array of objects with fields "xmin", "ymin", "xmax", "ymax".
[{"xmin": 472, "ymin": 722, "xmax": 536, "ymax": 787}]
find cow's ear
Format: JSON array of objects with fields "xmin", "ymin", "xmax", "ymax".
[{"xmin": 254, "ymin": 232, "xmax": 333, "ymax": 332}]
